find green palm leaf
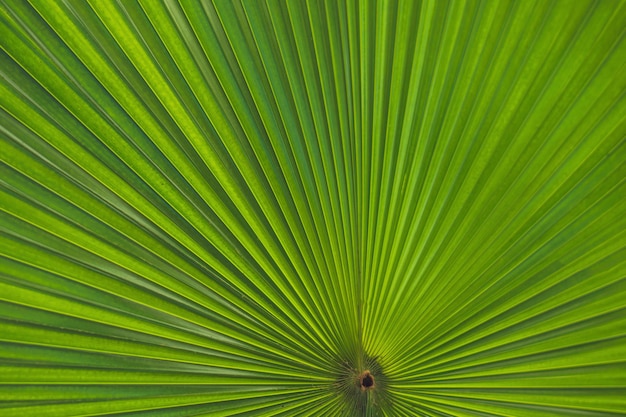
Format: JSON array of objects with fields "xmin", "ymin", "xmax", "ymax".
[{"xmin": 1, "ymin": 0, "xmax": 625, "ymax": 415}]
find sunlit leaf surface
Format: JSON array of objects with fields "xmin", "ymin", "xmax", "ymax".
[{"xmin": 1, "ymin": 1, "xmax": 625, "ymax": 415}]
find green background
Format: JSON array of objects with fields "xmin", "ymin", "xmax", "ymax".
[{"xmin": 1, "ymin": 0, "xmax": 625, "ymax": 415}]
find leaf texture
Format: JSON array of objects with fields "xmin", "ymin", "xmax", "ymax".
[{"xmin": 1, "ymin": 0, "xmax": 625, "ymax": 416}]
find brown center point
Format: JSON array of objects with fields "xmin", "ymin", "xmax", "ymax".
[{"xmin": 360, "ymin": 370, "xmax": 375, "ymax": 390}]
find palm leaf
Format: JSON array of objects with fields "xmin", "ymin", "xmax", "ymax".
[{"xmin": 1, "ymin": 0, "xmax": 625, "ymax": 415}]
